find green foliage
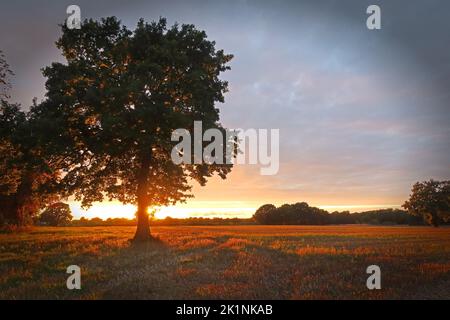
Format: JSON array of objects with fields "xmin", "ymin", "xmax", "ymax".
[
  {"xmin": 403, "ymin": 180, "xmax": 450, "ymax": 226},
  {"xmin": 0, "ymin": 101, "xmax": 45, "ymax": 225},
  {"xmin": 253, "ymin": 203, "xmax": 423, "ymax": 226},
  {"xmin": 253, "ymin": 202, "xmax": 329, "ymax": 225},
  {"xmin": 38, "ymin": 202, "xmax": 73, "ymax": 226},
  {"xmin": 0, "ymin": 64, "xmax": 62, "ymax": 226},
  {"xmin": 41, "ymin": 17, "xmax": 233, "ymax": 239},
  {"xmin": 253, "ymin": 204, "xmax": 278, "ymax": 224},
  {"xmin": 0, "ymin": 102, "xmax": 25, "ymax": 196}
]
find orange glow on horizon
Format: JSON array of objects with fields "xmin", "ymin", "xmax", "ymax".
[
  {"xmin": 69, "ymin": 201, "xmax": 259, "ymax": 220},
  {"xmin": 69, "ymin": 201, "xmax": 401, "ymax": 220}
]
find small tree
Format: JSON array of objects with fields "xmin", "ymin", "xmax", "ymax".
[
  {"xmin": 253, "ymin": 204, "xmax": 277, "ymax": 224},
  {"xmin": 403, "ymin": 180, "xmax": 450, "ymax": 227},
  {"xmin": 38, "ymin": 202, "xmax": 73, "ymax": 226}
]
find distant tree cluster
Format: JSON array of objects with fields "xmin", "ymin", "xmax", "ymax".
[
  {"xmin": 253, "ymin": 204, "xmax": 427, "ymax": 226},
  {"xmin": 340, "ymin": 209, "xmax": 423, "ymax": 225},
  {"xmin": 37, "ymin": 202, "xmax": 73, "ymax": 226},
  {"xmin": 253, "ymin": 202, "xmax": 329, "ymax": 225}
]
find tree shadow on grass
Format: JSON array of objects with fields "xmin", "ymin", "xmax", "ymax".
[
  {"xmin": 84, "ymin": 235, "xmax": 240, "ymax": 299},
  {"xmin": 2, "ymin": 231, "xmax": 448, "ymax": 300}
]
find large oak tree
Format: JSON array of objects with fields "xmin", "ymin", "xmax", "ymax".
[{"xmin": 43, "ymin": 17, "xmax": 234, "ymax": 241}]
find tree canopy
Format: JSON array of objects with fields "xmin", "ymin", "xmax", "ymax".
[
  {"xmin": 38, "ymin": 202, "xmax": 73, "ymax": 226},
  {"xmin": 41, "ymin": 17, "xmax": 234, "ymax": 240}
]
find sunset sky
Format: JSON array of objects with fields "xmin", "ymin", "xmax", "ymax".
[{"xmin": 1, "ymin": 0, "xmax": 449, "ymax": 219}]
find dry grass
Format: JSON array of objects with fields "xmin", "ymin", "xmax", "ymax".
[{"xmin": 0, "ymin": 225, "xmax": 449, "ymax": 299}]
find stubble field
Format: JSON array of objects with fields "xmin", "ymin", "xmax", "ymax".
[{"xmin": 0, "ymin": 225, "xmax": 449, "ymax": 299}]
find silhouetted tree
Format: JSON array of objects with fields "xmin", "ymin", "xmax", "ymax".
[
  {"xmin": 253, "ymin": 204, "xmax": 276, "ymax": 224},
  {"xmin": 42, "ymin": 17, "xmax": 233, "ymax": 241},
  {"xmin": 253, "ymin": 203, "xmax": 425, "ymax": 226},
  {"xmin": 403, "ymin": 180, "xmax": 450, "ymax": 227},
  {"xmin": 253, "ymin": 202, "xmax": 329, "ymax": 225},
  {"xmin": 329, "ymin": 211, "xmax": 354, "ymax": 224},
  {"xmin": 0, "ymin": 55, "xmax": 67, "ymax": 227},
  {"xmin": 38, "ymin": 202, "xmax": 73, "ymax": 226}
]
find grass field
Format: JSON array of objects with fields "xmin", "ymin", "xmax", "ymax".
[{"xmin": 0, "ymin": 225, "xmax": 449, "ymax": 300}]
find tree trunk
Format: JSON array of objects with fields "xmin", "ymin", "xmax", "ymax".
[
  {"xmin": 134, "ymin": 200, "xmax": 152, "ymax": 241},
  {"xmin": 3, "ymin": 173, "xmax": 35, "ymax": 226},
  {"xmin": 132, "ymin": 152, "xmax": 153, "ymax": 242}
]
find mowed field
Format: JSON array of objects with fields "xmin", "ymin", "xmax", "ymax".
[{"xmin": 0, "ymin": 225, "xmax": 449, "ymax": 300}]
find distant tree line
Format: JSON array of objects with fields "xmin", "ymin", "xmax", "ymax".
[
  {"xmin": 253, "ymin": 203, "xmax": 438, "ymax": 226},
  {"xmin": 21, "ymin": 178, "xmax": 450, "ymax": 228},
  {"xmin": 63, "ymin": 207, "xmax": 426, "ymax": 227},
  {"xmin": 59, "ymin": 207, "xmax": 432, "ymax": 227},
  {"xmin": 252, "ymin": 180, "xmax": 450, "ymax": 227},
  {"xmin": 33, "ymin": 189, "xmax": 450, "ymax": 227}
]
